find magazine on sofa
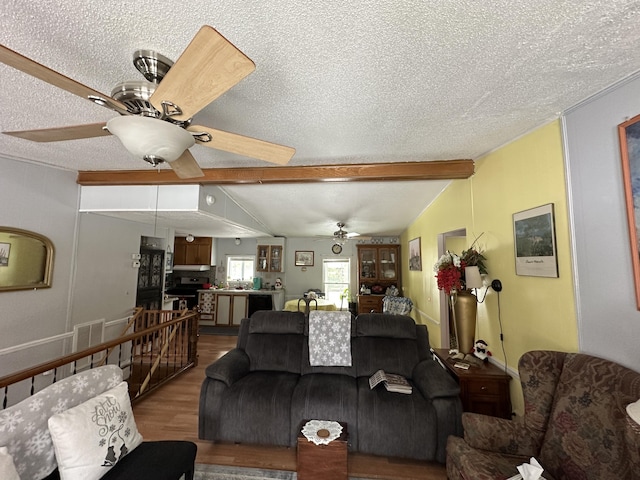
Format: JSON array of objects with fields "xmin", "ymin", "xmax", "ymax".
[{"xmin": 369, "ymin": 369, "xmax": 412, "ymax": 394}]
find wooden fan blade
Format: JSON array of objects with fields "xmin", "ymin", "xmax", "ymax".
[
  {"xmin": 4, "ymin": 123, "xmax": 110, "ymax": 142},
  {"xmin": 169, "ymin": 149, "xmax": 204, "ymax": 179},
  {"xmin": 149, "ymin": 26, "xmax": 255, "ymax": 120},
  {"xmin": 188, "ymin": 125, "xmax": 295, "ymax": 165},
  {"xmin": 0, "ymin": 45, "xmax": 127, "ymax": 111}
]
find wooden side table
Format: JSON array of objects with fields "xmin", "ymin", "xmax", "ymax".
[
  {"xmin": 297, "ymin": 421, "xmax": 348, "ymax": 480},
  {"xmin": 432, "ymin": 348, "xmax": 512, "ymax": 419}
]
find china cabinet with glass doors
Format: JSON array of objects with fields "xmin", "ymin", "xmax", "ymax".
[{"xmin": 356, "ymin": 244, "xmax": 400, "ymax": 313}]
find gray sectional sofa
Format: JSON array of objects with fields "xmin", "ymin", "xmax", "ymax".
[{"xmin": 198, "ymin": 310, "xmax": 463, "ymax": 463}]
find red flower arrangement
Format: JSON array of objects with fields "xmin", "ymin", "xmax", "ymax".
[{"xmin": 434, "ymin": 247, "xmax": 487, "ymax": 295}]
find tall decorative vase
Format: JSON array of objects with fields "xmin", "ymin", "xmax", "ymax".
[{"xmin": 452, "ymin": 290, "xmax": 477, "ymax": 354}]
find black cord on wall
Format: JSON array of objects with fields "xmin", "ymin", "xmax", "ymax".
[
  {"xmin": 475, "ymin": 279, "xmax": 508, "ymax": 374},
  {"xmin": 495, "ymin": 290, "xmax": 508, "ymax": 375}
]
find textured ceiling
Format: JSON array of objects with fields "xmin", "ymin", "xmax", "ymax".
[{"xmin": 2, "ymin": 1, "xmax": 640, "ymax": 238}]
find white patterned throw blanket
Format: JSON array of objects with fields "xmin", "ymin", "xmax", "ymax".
[{"xmin": 308, "ymin": 310, "xmax": 352, "ymax": 366}]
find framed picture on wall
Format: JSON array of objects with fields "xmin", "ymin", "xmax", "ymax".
[
  {"xmin": 408, "ymin": 237, "xmax": 422, "ymax": 271},
  {"xmin": 513, "ymin": 203, "xmax": 558, "ymax": 277},
  {"xmin": 295, "ymin": 250, "xmax": 314, "ymax": 266},
  {"xmin": 0, "ymin": 242, "xmax": 10, "ymax": 266},
  {"xmin": 618, "ymin": 113, "xmax": 640, "ymax": 309}
]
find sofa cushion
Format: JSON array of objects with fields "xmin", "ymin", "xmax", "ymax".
[
  {"xmin": 0, "ymin": 447, "xmax": 20, "ymax": 480},
  {"xmin": 248, "ymin": 311, "xmax": 305, "ymax": 334},
  {"xmin": 48, "ymin": 381, "xmax": 143, "ymax": 480},
  {"xmin": 216, "ymin": 371, "xmax": 299, "ymax": 446},
  {"xmin": 290, "ymin": 374, "xmax": 358, "ymax": 449},
  {"xmin": 446, "ymin": 435, "xmax": 543, "ymax": 480},
  {"xmin": 539, "ymin": 353, "xmax": 640, "ymax": 480},
  {"xmin": 352, "ymin": 336, "xmax": 420, "ymax": 379},
  {"xmin": 244, "ymin": 313, "xmax": 305, "ymax": 374},
  {"xmin": 352, "ymin": 314, "xmax": 421, "ymax": 378},
  {"xmin": 357, "ymin": 376, "xmax": 437, "ymax": 460},
  {"xmin": 0, "ymin": 365, "xmax": 123, "ymax": 480},
  {"xmin": 355, "ymin": 313, "xmax": 417, "ymax": 339},
  {"xmin": 245, "ymin": 333, "xmax": 305, "ymax": 374}
]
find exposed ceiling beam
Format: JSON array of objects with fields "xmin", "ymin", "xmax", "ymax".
[{"xmin": 76, "ymin": 159, "xmax": 474, "ymax": 185}]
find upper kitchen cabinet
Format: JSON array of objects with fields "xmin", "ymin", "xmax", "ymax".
[
  {"xmin": 256, "ymin": 245, "xmax": 283, "ymax": 273},
  {"xmin": 357, "ymin": 244, "xmax": 400, "ymax": 287},
  {"xmin": 174, "ymin": 236, "xmax": 213, "ymax": 266},
  {"xmin": 256, "ymin": 237, "xmax": 285, "ymax": 273}
]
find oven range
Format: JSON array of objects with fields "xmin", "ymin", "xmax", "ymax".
[{"xmin": 165, "ymin": 276, "xmax": 209, "ymax": 310}]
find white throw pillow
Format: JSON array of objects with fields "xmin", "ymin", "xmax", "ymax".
[
  {"xmin": 48, "ymin": 381, "xmax": 143, "ymax": 480},
  {"xmin": 0, "ymin": 446, "xmax": 20, "ymax": 480},
  {"xmin": 0, "ymin": 365, "xmax": 123, "ymax": 480}
]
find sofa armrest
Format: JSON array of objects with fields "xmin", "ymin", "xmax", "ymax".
[
  {"xmin": 204, "ymin": 348, "xmax": 250, "ymax": 387},
  {"xmin": 462, "ymin": 412, "xmax": 542, "ymax": 457},
  {"xmin": 412, "ymin": 359, "xmax": 460, "ymax": 399}
]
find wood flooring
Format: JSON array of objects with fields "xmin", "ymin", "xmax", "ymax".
[{"xmin": 132, "ymin": 334, "xmax": 448, "ymax": 480}]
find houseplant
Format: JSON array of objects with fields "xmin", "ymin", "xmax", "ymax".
[{"xmin": 434, "ymin": 245, "xmax": 487, "ymax": 353}]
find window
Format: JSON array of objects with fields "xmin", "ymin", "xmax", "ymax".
[
  {"xmin": 323, "ymin": 258, "xmax": 350, "ymax": 309},
  {"xmin": 226, "ymin": 256, "xmax": 255, "ymax": 286}
]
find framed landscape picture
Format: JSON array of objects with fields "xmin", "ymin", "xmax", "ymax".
[
  {"xmin": 619, "ymin": 113, "xmax": 640, "ymax": 309},
  {"xmin": 513, "ymin": 203, "xmax": 558, "ymax": 277},
  {"xmin": 295, "ymin": 250, "xmax": 314, "ymax": 267}
]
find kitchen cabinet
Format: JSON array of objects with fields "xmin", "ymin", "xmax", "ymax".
[
  {"xmin": 215, "ymin": 293, "xmax": 248, "ymax": 326},
  {"xmin": 356, "ymin": 244, "xmax": 400, "ymax": 314},
  {"xmin": 198, "ymin": 290, "xmax": 216, "ymax": 324},
  {"xmin": 256, "ymin": 245, "xmax": 283, "ymax": 272},
  {"xmin": 174, "ymin": 236, "xmax": 212, "ymax": 265},
  {"xmin": 231, "ymin": 295, "xmax": 248, "ymax": 325}
]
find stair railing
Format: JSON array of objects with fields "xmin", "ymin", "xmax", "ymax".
[{"xmin": 0, "ymin": 308, "xmax": 199, "ymax": 409}]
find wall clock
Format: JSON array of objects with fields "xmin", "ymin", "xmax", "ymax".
[{"xmin": 332, "ymin": 244, "xmax": 343, "ymax": 254}]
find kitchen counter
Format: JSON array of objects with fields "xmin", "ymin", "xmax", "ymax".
[
  {"xmin": 197, "ymin": 289, "xmax": 285, "ymax": 314},
  {"xmin": 198, "ymin": 288, "xmax": 284, "ymax": 295}
]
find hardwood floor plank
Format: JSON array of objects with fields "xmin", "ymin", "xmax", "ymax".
[{"xmin": 132, "ymin": 334, "xmax": 447, "ymax": 480}]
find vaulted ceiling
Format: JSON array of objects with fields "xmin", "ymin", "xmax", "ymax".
[{"xmin": 2, "ymin": 1, "xmax": 640, "ymax": 238}]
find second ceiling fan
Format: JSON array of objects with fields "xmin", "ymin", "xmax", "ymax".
[{"xmin": 0, "ymin": 25, "xmax": 295, "ymax": 179}]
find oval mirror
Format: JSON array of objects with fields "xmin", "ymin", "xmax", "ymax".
[{"xmin": 0, "ymin": 227, "xmax": 54, "ymax": 291}]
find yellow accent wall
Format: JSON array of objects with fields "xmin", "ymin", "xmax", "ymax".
[{"xmin": 402, "ymin": 120, "xmax": 578, "ymax": 415}]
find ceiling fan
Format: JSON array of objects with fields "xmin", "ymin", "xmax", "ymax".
[
  {"xmin": 0, "ymin": 26, "xmax": 295, "ymax": 179},
  {"xmin": 331, "ymin": 222, "xmax": 371, "ymax": 248}
]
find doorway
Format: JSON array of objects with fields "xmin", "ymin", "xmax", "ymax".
[{"xmin": 436, "ymin": 228, "xmax": 466, "ymax": 349}]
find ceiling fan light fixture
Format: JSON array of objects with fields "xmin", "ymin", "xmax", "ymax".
[{"xmin": 106, "ymin": 116, "xmax": 195, "ymax": 164}]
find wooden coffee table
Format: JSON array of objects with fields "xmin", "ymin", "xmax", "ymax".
[{"xmin": 297, "ymin": 420, "xmax": 348, "ymax": 480}]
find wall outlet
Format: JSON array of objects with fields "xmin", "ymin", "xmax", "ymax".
[
  {"xmin": 132, "ymin": 260, "xmax": 141, "ymax": 268},
  {"xmin": 131, "ymin": 253, "xmax": 141, "ymax": 260}
]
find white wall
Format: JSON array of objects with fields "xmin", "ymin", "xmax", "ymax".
[
  {"xmin": 0, "ymin": 156, "xmax": 175, "ymax": 374},
  {"xmin": 283, "ymin": 237, "xmax": 358, "ymax": 300},
  {"xmin": 70, "ymin": 212, "xmax": 170, "ymax": 324},
  {"xmin": 215, "ymin": 236, "xmax": 360, "ymax": 300},
  {"xmin": 564, "ymin": 73, "xmax": 640, "ymax": 371},
  {"xmin": 0, "ymin": 157, "xmax": 78, "ymax": 351}
]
